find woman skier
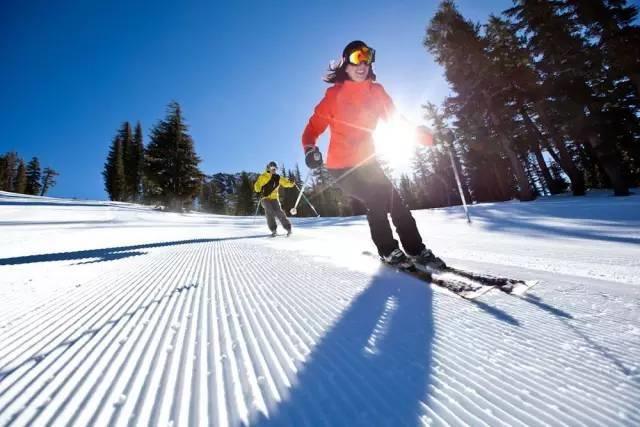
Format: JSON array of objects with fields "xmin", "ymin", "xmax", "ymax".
[
  {"xmin": 301, "ymin": 40, "xmax": 445, "ymax": 269},
  {"xmin": 254, "ymin": 161, "xmax": 295, "ymax": 236}
]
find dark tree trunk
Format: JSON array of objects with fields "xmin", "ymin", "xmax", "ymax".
[
  {"xmin": 532, "ymin": 143, "xmax": 560, "ymax": 194},
  {"xmin": 533, "ymin": 104, "xmax": 586, "ymax": 196}
]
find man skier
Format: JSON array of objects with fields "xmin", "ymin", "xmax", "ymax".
[{"xmin": 254, "ymin": 161, "xmax": 295, "ymax": 237}]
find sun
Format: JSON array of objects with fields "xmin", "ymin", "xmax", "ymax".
[{"xmin": 372, "ymin": 116, "xmax": 418, "ymax": 177}]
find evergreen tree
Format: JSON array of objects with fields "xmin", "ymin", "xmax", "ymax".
[
  {"xmin": 25, "ymin": 157, "xmax": 42, "ymax": 196},
  {"xmin": 235, "ymin": 171, "xmax": 256, "ymax": 215},
  {"xmin": 14, "ymin": 159, "xmax": 27, "ymax": 194},
  {"xmin": 506, "ymin": 0, "xmax": 631, "ymax": 196},
  {"xmin": 145, "ymin": 101, "xmax": 203, "ymax": 211},
  {"xmin": 103, "ymin": 134, "xmax": 126, "ymax": 201},
  {"xmin": 566, "ymin": 0, "xmax": 640, "ymax": 97},
  {"xmin": 40, "ymin": 167, "xmax": 59, "ymax": 196},
  {"xmin": 0, "ymin": 151, "xmax": 18, "ymax": 192},
  {"xmin": 425, "ymin": 1, "xmax": 536, "ymax": 201},
  {"xmin": 199, "ymin": 177, "xmax": 227, "ymax": 214},
  {"xmin": 117, "ymin": 122, "xmax": 134, "ymax": 199},
  {"xmin": 128, "ymin": 122, "xmax": 145, "ymax": 202}
]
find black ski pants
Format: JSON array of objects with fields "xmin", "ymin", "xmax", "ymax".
[{"xmin": 329, "ymin": 162, "xmax": 426, "ymax": 258}]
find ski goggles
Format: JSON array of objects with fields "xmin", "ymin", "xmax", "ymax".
[{"xmin": 346, "ymin": 47, "xmax": 375, "ymax": 65}]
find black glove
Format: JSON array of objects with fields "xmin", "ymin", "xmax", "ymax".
[{"xmin": 305, "ymin": 146, "xmax": 323, "ymax": 169}]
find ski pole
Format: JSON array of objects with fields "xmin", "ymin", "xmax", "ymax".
[
  {"xmin": 290, "ymin": 171, "xmax": 312, "ymax": 215},
  {"xmin": 294, "ymin": 183, "xmax": 321, "ymax": 217},
  {"xmin": 253, "ymin": 197, "xmax": 264, "ymax": 224},
  {"xmin": 446, "ymin": 142, "xmax": 472, "ymax": 224}
]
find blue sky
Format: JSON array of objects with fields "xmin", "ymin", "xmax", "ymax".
[{"xmin": 1, "ymin": 0, "xmax": 512, "ymax": 200}]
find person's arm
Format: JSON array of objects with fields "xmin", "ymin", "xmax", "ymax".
[
  {"xmin": 279, "ymin": 176, "xmax": 296, "ymax": 188},
  {"xmin": 376, "ymin": 83, "xmax": 434, "ymax": 146},
  {"xmin": 375, "ymin": 84, "xmax": 397, "ymax": 121},
  {"xmin": 254, "ymin": 173, "xmax": 268, "ymax": 193},
  {"xmin": 302, "ymin": 88, "xmax": 334, "ymax": 152}
]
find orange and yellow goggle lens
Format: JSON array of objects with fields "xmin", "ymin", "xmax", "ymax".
[{"xmin": 347, "ymin": 47, "xmax": 375, "ymax": 65}]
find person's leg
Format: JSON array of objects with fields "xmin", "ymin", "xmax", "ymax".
[
  {"xmin": 387, "ymin": 186, "xmax": 426, "ymax": 256},
  {"xmin": 274, "ymin": 201, "xmax": 292, "ymax": 232},
  {"xmin": 261, "ymin": 199, "xmax": 278, "ymax": 233},
  {"xmin": 363, "ymin": 164, "xmax": 426, "ymax": 255},
  {"xmin": 329, "ymin": 164, "xmax": 399, "ymax": 257}
]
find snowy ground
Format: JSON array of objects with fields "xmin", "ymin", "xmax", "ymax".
[{"xmin": 1, "ymin": 189, "xmax": 639, "ymax": 426}]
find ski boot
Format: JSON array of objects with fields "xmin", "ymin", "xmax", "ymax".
[
  {"xmin": 410, "ymin": 248, "xmax": 446, "ymax": 270},
  {"xmin": 382, "ymin": 248, "xmax": 414, "ymax": 269}
]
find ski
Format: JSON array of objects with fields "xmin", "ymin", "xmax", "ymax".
[
  {"xmin": 363, "ymin": 251, "xmax": 495, "ymax": 300},
  {"xmin": 413, "ymin": 262, "xmax": 539, "ymax": 296}
]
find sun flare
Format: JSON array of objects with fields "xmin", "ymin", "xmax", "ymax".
[{"xmin": 372, "ymin": 116, "xmax": 418, "ymax": 176}]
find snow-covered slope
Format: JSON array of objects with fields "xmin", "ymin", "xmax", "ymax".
[{"xmin": 1, "ymin": 190, "xmax": 639, "ymax": 426}]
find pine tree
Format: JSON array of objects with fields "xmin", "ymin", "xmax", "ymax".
[
  {"xmin": 25, "ymin": 157, "xmax": 42, "ymax": 196},
  {"xmin": 235, "ymin": 171, "xmax": 256, "ymax": 215},
  {"xmin": 0, "ymin": 151, "xmax": 18, "ymax": 192},
  {"xmin": 103, "ymin": 134, "xmax": 126, "ymax": 201},
  {"xmin": 425, "ymin": 1, "xmax": 536, "ymax": 201},
  {"xmin": 114, "ymin": 122, "xmax": 132, "ymax": 200},
  {"xmin": 40, "ymin": 167, "xmax": 59, "ymax": 196},
  {"xmin": 506, "ymin": 0, "xmax": 630, "ymax": 196},
  {"xmin": 129, "ymin": 122, "xmax": 145, "ymax": 201},
  {"xmin": 566, "ymin": 0, "xmax": 640, "ymax": 96},
  {"xmin": 199, "ymin": 177, "xmax": 227, "ymax": 214},
  {"xmin": 14, "ymin": 159, "xmax": 27, "ymax": 194},
  {"xmin": 145, "ymin": 101, "xmax": 203, "ymax": 211}
]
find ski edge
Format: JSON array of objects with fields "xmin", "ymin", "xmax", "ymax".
[{"xmin": 362, "ymin": 251, "xmax": 495, "ymax": 300}]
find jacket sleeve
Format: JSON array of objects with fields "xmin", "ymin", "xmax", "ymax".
[
  {"xmin": 279, "ymin": 176, "xmax": 296, "ymax": 188},
  {"xmin": 375, "ymin": 84, "xmax": 397, "ymax": 121},
  {"xmin": 302, "ymin": 88, "xmax": 334, "ymax": 151},
  {"xmin": 254, "ymin": 173, "xmax": 267, "ymax": 193}
]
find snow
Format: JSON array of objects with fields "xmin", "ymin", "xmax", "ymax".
[{"xmin": 1, "ymin": 189, "xmax": 639, "ymax": 426}]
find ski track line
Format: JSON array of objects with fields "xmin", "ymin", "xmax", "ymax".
[
  {"xmin": 430, "ymin": 294, "xmax": 639, "ymax": 425},
  {"xmin": 1, "ymin": 241, "xmax": 201, "ymax": 425},
  {"xmin": 0, "ymin": 249, "xmax": 170, "ymax": 363},
  {"xmin": 75, "ymin": 241, "xmax": 201, "ymax": 426},
  {"xmin": 0, "ymin": 261, "xmax": 136, "ymax": 357},
  {"xmin": 5, "ymin": 241, "xmax": 200, "ymax": 424},
  {"xmin": 0, "ymin": 242, "xmax": 181, "ymax": 377},
  {"xmin": 0, "ymin": 250, "xmax": 147, "ymax": 325},
  {"xmin": 221, "ymin": 242, "xmax": 376, "ymax": 426},
  {"xmin": 431, "ymin": 297, "xmax": 632, "ymax": 425},
  {"xmin": 486, "ymin": 294, "xmax": 640, "ymax": 413},
  {"xmin": 0, "ymin": 249, "xmax": 173, "ymax": 412},
  {"xmin": 225, "ymin": 242, "xmax": 388, "ymax": 422},
  {"xmin": 111, "ymin": 242, "xmax": 204, "ymax": 426},
  {"xmin": 1, "ymin": 238, "xmax": 639, "ymax": 426},
  {"xmin": 237, "ymin": 252, "xmax": 401, "ymax": 422},
  {"xmin": 211, "ymin": 244, "xmax": 384, "ymax": 424}
]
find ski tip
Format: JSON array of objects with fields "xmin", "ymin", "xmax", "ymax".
[{"xmin": 510, "ymin": 280, "xmax": 539, "ymax": 296}]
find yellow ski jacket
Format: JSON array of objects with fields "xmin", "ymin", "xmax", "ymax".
[{"xmin": 254, "ymin": 172, "xmax": 295, "ymax": 200}]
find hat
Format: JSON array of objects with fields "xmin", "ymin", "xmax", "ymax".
[
  {"xmin": 342, "ymin": 40, "xmax": 369, "ymax": 60},
  {"xmin": 266, "ymin": 161, "xmax": 278, "ymax": 170}
]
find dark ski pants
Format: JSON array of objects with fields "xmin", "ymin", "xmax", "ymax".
[
  {"xmin": 261, "ymin": 198, "xmax": 292, "ymax": 233},
  {"xmin": 329, "ymin": 162, "xmax": 426, "ymax": 258}
]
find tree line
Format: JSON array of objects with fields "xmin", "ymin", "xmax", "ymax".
[
  {"xmin": 103, "ymin": 101, "xmax": 203, "ymax": 211},
  {"xmin": 0, "ymin": 152, "xmax": 58, "ymax": 196},
  {"xmin": 417, "ymin": 0, "xmax": 639, "ymax": 204}
]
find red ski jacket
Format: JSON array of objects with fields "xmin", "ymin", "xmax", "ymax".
[{"xmin": 302, "ymin": 80, "xmax": 433, "ymax": 169}]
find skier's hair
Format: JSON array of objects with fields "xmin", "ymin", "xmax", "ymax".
[{"xmin": 324, "ymin": 60, "xmax": 376, "ymax": 84}]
